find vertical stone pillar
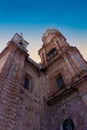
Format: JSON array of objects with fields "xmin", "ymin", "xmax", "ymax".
[
  {"xmin": 63, "ymin": 54, "xmax": 76, "ymax": 78},
  {"xmin": 77, "ymin": 81, "xmax": 87, "ymax": 109},
  {"xmin": 75, "ymin": 53, "xmax": 87, "ymax": 70},
  {"xmin": 71, "ymin": 54, "xmax": 83, "ymax": 72}
]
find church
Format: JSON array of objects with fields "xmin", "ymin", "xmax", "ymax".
[{"xmin": 0, "ymin": 28, "xmax": 87, "ymax": 130}]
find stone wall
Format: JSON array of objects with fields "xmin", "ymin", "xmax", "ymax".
[
  {"xmin": 40, "ymin": 91, "xmax": 87, "ymax": 130},
  {"xmin": 14, "ymin": 61, "xmax": 46, "ymax": 130}
]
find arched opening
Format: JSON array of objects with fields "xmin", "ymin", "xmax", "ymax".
[
  {"xmin": 63, "ymin": 119, "xmax": 74, "ymax": 130},
  {"xmin": 19, "ymin": 42, "xmax": 23, "ymax": 46},
  {"xmin": 46, "ymin": 48, "xmax": 58, "ymax": 60}
]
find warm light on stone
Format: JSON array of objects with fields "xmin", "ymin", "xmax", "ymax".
[{"xmin": 0, "ymin": 29, "xmax": 87, "ymax": 130}]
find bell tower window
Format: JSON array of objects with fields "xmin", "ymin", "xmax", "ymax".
[
  {"xmin": 19, "ymin": 41, "xmax": 23, "ymax": 46},
  {"xmin": 46, "ymin": 48, "xmax": 58, "ymax": 61}
]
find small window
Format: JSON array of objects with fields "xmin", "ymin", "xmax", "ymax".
[
  {"xmin": 24, "ymin": 76, "xmax": 30, "ymax": 90},
  {"xmin": 56, "ymin": 74, "xmax": 65, "ymax": 88},
  {"xmin": 63, "ymin": 119, "xmax": 74, "ymax": 130}
]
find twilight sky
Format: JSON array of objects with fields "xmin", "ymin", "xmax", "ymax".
[{"xmin": 0, "ymin": 0, "xmax": 87, "ymax": 62}]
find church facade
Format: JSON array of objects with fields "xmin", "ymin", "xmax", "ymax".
[{"xmin": 0, "ymin": 29, "xmax": 87, "ymax": 130}]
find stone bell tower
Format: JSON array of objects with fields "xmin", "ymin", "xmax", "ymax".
[
  {"xmin": 38, "ymin": 29, "xmax": 87, "ymax": 96},
  {"xmin": 38, "ymin": 29, "xmax": 69, "ymax": 65},
  {"xmin": 39, "ymin": 29, "xmax": 87, "ymax": 130},
  {"xmin": 0, "ymin": 33, "xmax": 29, "ymax": 130}
]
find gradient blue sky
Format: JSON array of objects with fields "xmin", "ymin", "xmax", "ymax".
[{"xmin": 0, "ymin": 0, "xmax": 87, "ymax": 62}]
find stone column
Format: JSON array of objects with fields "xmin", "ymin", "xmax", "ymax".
[{"xmin": 63, "ymin": 54, "xmax": 76, "ymax": 78}]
